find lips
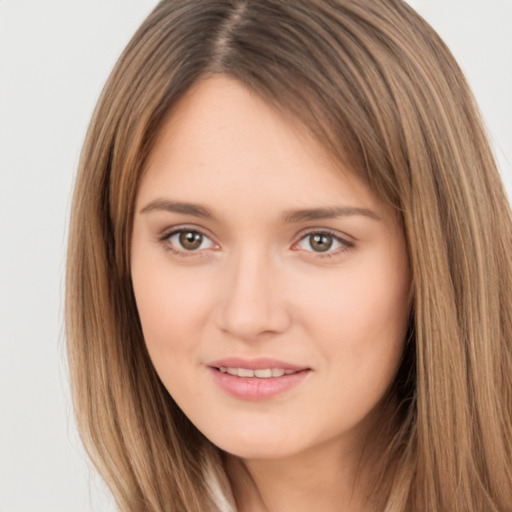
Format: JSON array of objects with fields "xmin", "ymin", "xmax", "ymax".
[
  {"xmin": 208, "ymin": 357, "xmax": 309, "ymax": 372},
  {"xmin": 207, "ymin": 357, "xmax": 311, "ymax": 400},
  {"xmin": 218, "ymin": 367, "xmax": 296, "ymax": 378}
]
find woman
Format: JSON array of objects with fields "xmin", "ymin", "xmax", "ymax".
[{"xmin": 66, "ymin": 0, "xmax": 512, "ymax": 510}]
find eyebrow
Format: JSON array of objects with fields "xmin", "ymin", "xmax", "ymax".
[
  {"xmin": 282, "ymin": 206, "xmax": 381, "ymax": 223},
  {"xmin": 139, "ymin": 199, "xmax": 381, "ymax": 223},
  {"xmin": 140, "ymin": 200, "xmax": 217, "ymax": 220}
]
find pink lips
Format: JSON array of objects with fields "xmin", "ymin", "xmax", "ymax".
[{"xmin": 207, "ymin": 357, "xmax": 311, "ymax": 400}]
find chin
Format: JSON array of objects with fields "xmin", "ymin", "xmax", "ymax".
[
  {"xmin": 216, "ymin": 440, "xmax": 299, "ymax": 461},
  {"xmin": 200, "ymin": 424, "xmax": 311, "ymax": 461}
]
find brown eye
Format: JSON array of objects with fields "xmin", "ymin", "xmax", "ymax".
[
  {"xmin": 309, "ymin": 233, "xmax": 333, "ymax": 252},
  {"xmin": 178, "ymin": 231, "xmax": 204, "ymax": 250},
  {"xmin": 295, "ymin": 231, "xmax": 350, "ymax": 256},
  {"xmin": 165, "ymin": 229, "xmax": 216, "ymax": 255}
]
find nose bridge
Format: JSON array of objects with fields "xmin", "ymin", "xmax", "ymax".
[{"xmin": 216, "ymin": 245, "xmax": 289, "ymax": 340}]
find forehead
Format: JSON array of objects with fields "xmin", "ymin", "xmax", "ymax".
[{"xmin": 138, "ymin": 75, "xmax": 385, "ymax": 220}]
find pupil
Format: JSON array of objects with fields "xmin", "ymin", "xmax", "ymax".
[
  {"xmin": 179, "ymin": 231, "xmax": 202, "ymax": 250},
  {"xmin": 310, "ymin": 234, "xmax": 332, "ymax": 252}
]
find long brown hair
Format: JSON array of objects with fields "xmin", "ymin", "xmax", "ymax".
[{"xmin": 66, "ymin": 1, "xmax": 512, "ymax": 510}]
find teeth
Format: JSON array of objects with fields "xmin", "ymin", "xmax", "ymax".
[
  {"xmin": 218, "ymin": 367, "xmax": 297, "ymax": 378},
  {"xmin": 238, "ymin": 368, "xmax": 254, "ymax": 377},
  {"xmin": 254, "ymin": 369, "xmax": 272, "ymax": 378}
]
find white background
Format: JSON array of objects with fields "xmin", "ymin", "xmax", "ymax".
[{"xmin": 0, "ymin": 1, "xmax": 510, "ymax": 511}]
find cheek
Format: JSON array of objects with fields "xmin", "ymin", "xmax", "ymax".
[
  {"xmin": 301, "ymin": 261, "xmax": 409, "ymax": 346},
  {"xmin": 131, "ymin": 255, "xmax": 216, "ymax": 368},
  {"xmin": 298, "ymin": 254, "xmax": 410, "ymax": 397}
]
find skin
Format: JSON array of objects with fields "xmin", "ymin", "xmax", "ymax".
[{"xmin": 131, "ymin": 76, "xmax": 411, "ymax": 512}]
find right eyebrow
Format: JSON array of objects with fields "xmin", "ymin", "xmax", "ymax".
[{"xmin": 139, "ymin": 199, "xmax": 217, "ymax": 220}]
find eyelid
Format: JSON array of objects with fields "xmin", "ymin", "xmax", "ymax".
[
  {"xmin": 158, "ymin": 224, "xmax": 220, "ymax": 255},
  {"xmin": 292, "ymin": 228, "xmax": 355, "ymax": 255}
]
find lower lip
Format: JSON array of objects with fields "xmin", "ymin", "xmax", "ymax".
[{"xmin": 208, "ymin": 367, "xmax": 310, "ymax": 400}]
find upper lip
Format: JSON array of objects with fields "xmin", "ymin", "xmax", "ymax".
[{"xmin": 207, "ymin": 357, "xmax": 310, "ymax": 371}]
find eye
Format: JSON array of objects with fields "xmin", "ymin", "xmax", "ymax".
[
  {"xmin": 295, "ymin": 231, "xmax": 352, "ymax": 254},
  {"xmin": 166, "ymin": 229, "xmax": 216, "ymax": 252}
]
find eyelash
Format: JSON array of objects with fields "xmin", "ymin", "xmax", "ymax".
[
  {"xmin": 293, "ymin": 229, "xmax": 354, "ymax": 259},
  {"xmin": 158, "ymin": 227, "xmax": 216, "ymax": 259},
  {"xmin": 157, "ymin": 227, "xmax": 354, "ymax": 260}
]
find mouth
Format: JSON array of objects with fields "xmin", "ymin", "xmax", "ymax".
[
  {"xmin": 208, "ymin": 357, "xmax": 310, "ymax": 376},
  {"xmin": 213, "ymin": 366, "xmax": 303, "ymax": 378},
  {"xmin": 207, "ymin": 358, "xmax": 311, "ymax": 400}
]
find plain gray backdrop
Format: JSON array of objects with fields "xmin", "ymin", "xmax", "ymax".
[{"xmin": 1, "ymin": 1, "xmax": 511, "ymax": 511}]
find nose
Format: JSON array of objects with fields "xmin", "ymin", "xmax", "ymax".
[{"xmin": 214, "ymin": 249, "xmax": 291, "ymax": 341}]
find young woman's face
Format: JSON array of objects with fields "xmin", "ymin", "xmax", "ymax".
[{"xmin": 131, "ymin": 76, "xmax": 410, "ymax": 460}]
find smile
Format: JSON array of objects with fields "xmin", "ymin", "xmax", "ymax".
[
  {"xmin": 207, "ymin": 359, "xmax": 311, "ymax": 400},
  {"xmin": 217, "ymin": 367, "xmax": 297, "ymax": 378}
]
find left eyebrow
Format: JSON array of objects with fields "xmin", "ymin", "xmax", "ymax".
[{"xmin": 282, "ymin": 206, "xmax": 381, "ymax": 223}]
